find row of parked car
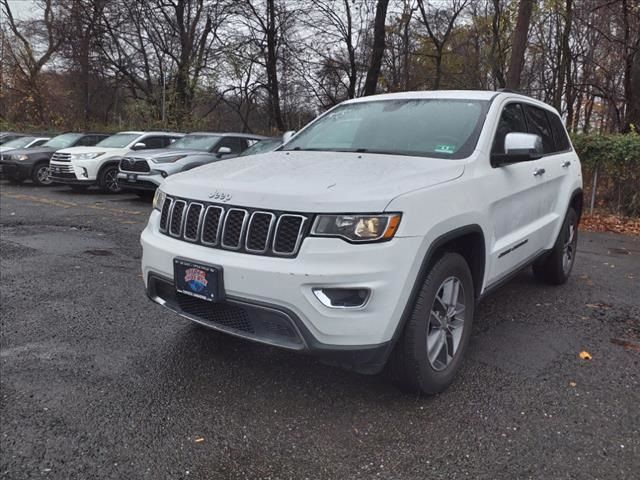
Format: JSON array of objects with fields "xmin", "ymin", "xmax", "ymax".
[{"xmin": 0, "ymin": 130, "xmax": 283, "ymax": 194}]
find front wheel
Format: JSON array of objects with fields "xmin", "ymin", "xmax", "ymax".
[
  {"xmin": 98, "ymin": 165, "xmax": 122, "ymax": 193},
  {"xmin": 533, "ymin": 207, "xmax": 578, "ymax": 285},
  {"xmin": 31, "ymin": 163, "xmax": 53, "ymax": 186},
  {"xmin": 387, "ymin": 252, "xmax": 475, "ymax": 395}
]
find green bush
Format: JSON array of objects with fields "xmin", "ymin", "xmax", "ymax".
[{"xmin": 572, "ymin": 133, "xmax": 640, "ymax": 217}]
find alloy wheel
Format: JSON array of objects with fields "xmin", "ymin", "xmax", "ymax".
[
  {"xmin": 105, "ymin": 168, "xmax": 121, "ymax": 193},
  {"xmin": 36, "ymin": 166, "xmax": 52, "ymax": 185},
  {"xmin": 427, "ymin": 276, "xmax": 466, "ymax": 371},
  {"xmin": 562, "ymin": 219, "xmax": 577, "ymax": 274}
]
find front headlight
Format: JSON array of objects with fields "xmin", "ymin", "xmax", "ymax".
[
  {"xmin": 71, "ymin": 152, "xmax": 105, "ymax": 160},
  {"xmin": 311, "ymin": 213, "xmax": 401, "ymax": 242},
  {"xmin": 12, "ymin": 154, "xmax": 29, "ymax": 161},
  {"xmin": 152, "ymin": 154, "xmax": 187, "ymax": 164},
  {"xmin": 152, "ymin": 188, "xmax": 166, "ymax": 211}
]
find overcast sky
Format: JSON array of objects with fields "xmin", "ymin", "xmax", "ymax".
[{"xmin": 5, "ymin": 0, "xmax": 41, "ymax": 20}]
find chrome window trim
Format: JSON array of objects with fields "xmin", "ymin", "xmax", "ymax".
[
  {"xmin": 221, "ymin": 208, "xmax": 249, "ymax": 250},
  {"xmin": 169, "ymin": 199, "xmax": 187, "ymax": 238},
  {"xmin": 245, "ymin": 211, "xmax": 276, "ymax": 254},
  {"xmin": 183, "ymin": 202, "xmax": 204, "ymax": 242},
  {"xmin": 201, "ymin": 205, "xmax": 225, "ymax": 246},
  {"xmin": 272, "ymin": 214, "xmax": 307, "ymax": 256}
]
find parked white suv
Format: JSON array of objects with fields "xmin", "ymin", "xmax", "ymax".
[
  {"xmin": 49, "ymin": 131, "xmax": 182, "ymax": 192},
  {"xmin": 141, "ymin": 91, "xmax": 583, "ymax": 394}
]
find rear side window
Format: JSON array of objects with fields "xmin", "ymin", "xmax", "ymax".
[
  {"xmin": 76, "ymin": 135, "xmax": 97, "ymax": 146},
  {"xmin": 142, "ymin": 136, "xmax": 171, "ymax": 149},
  {"xmin": 217, "ymin": 137, "xmax": 247, "ymax": 154},
  {"xmin": 491, "ymin": 103, "xmax": 528, "ymax": 154},
  {"xmin": 524, "ymin": 105, "xmax": 554, "ymax": 154},
  {"xmin": 547, "ymin": 113, "xmax": 571, "ymax": 152}
]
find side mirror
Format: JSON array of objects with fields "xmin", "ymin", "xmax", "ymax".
[
  {"xmin": 282, "ymin": 130, "xmax": 296, "ymax": 144},
  {"xmin": 132, "ymin": 142, "xmax": 147, "ymax": 150},
  {"xmin": 492, "ymin": 133, "xmax": 543, "ymax": 166},
  {"xmin": 216, "ymin": 146, "xmax": 232, "ymax": 158}
]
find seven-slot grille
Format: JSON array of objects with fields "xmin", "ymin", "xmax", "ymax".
[
  {"xmin": 51, "ymin": 152, "xmax": 71, "ymax": 162},
  {"xmin": 159, "ymin": 196, "xmax": 308, "ymax": 257},
  {"xmin": 120, "ymin": 157, "xmax": 150, "ymax": 173}
]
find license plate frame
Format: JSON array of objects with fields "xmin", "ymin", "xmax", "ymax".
[{"xmin": 173, "ymin": 258, "xmax": 224, "ymax": 302}]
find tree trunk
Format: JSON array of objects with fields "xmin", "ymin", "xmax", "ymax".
[
  {"xmin": 506, "ymin": 0, "xmax": 534, "ymax": 90},
  {"xmin": 363, "ymin": 0, "xmax": 390, "ymax": 96},
  {"xmin": 266, "ymin": 0, "xmax": 285, "ymax": 130}
]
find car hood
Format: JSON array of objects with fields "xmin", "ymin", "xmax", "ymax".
[
  {"xmin": 2, "ymin": 146, "xmax": 55, "ymax": 157},
  {"xmin": 56, "ymin": 146, "xmax": 124, "ymax": 155},
  {"xmin": 126, "ymin": 148, "xmax": 208, "ymax": 161},
  {"xmin": 162, "ymin": 151, "xmax": 465, "ymax": 212}
]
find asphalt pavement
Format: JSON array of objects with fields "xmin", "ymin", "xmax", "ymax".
[{"xmin": 1, "ymin": 181, "xmax": 638, "ymax": 480}]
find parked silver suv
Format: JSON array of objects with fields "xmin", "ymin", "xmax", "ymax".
[{"xmin": 117, "ymin": 132, "xmax": 266, "ymax": 193}]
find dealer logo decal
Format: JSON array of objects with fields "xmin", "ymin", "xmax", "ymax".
[{"xmin": 184, "ymin": 268, "xmax": 208, "ymax": 293}]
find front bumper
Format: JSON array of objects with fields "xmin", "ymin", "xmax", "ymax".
[
  {"xmin": 117, "ymin": 172, "xmax": 162, "ymax": 191},
  {"xmin": 0, "ymin": 161, "xmax": 30, "ymax": 179},
  {"xmin": 49, "ymin": 161, "xmax": 97, "ymax": 185},
  {"xmin": 141, "ymin": 210, "xmax": 423, "ymax": 370}
]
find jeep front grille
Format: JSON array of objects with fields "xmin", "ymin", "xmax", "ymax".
[
  {"xmin": 159, "ymin": 196, "xmax": 309, "ymax": 257},
  {"xmin": 120, "ymin": 157, "xmax": 150, "ymax": 173}
]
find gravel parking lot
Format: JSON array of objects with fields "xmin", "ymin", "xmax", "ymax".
[{"xmin": 1, "ymin": 182, "xmax": 639, "ymax": 479}]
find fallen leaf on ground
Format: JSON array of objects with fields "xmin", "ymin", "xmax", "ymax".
[
  {"xmin": 569, "ymin": 382, "xmax": 577, "ymax": 387},
  {"xmin": 580, "ymin": 213, "xmax": 640, "ymax": 236},
  {"xmin": 195, "ymin": 437, "xmax": 204, "ymax": 443},
  {"xmin": 579, "ymin": 351, "xmax": 592, "ymax": 360}
]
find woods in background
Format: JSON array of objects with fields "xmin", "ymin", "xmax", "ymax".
[{"xmin": 1, "ymin": 0, "xmax": 639, "ymax": 135}]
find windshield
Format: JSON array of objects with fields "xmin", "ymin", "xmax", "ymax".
[
  {"xmin": 43, "ymin": 133, "xmax": 83, "ymax": 149},
  {"xmin": 96, "ymin": 133, "xmax": 140, "ymax": 148},
  {"xmin": 2, "ymin": 136, "xmax": 37, "ymax": 148},
  {"xmin": 240, "ymin": 139, "xmax": 282, "ymax": 156},
  {"xmin": 282, "ymin": 99, "xmax": 488, "ymax": 159},
  {"xmin": 169, "ymin": 134, "xmax": 221, "ymax": 151}
]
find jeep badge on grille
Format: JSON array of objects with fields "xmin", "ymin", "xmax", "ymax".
[{"xmin": 208, "ymin": 191, "xmax": 232, "ymax": 203}]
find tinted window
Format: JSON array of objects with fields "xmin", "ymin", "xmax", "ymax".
[
  {"xmin": 217, "ymin": 137, "xmax": 246, "ymax": 154},
  {"xmin": 142, "ymin": 136, "xmax": 170, "ymax": 149},
  {"xmin": 524, "ymin": 105, "xmax": 554, "ymax": 154},
  {"xmin": 492, "ymin": 103, "xmax": 528, "ymax": 154},
  {"xmin": 547, "ymin": 112, "xmax": 571, "ymax": 152},
  {"xmin": 76, "ymin": 135, "xmax": 98, "ymax": 146},
  {"xmin": 31, "ymin": 139, "xmax": 48, "ymax": 147},
  {"xmin": 282, "ymin": 99, "xmax": 489, "ymax": 159}
]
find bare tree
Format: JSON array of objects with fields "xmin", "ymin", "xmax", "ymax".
[
  {"xmin": 416, "ymin": 0, "xmax": 469, "ymax": 90},
  {"xmin": 506, "ymin": 0, "xmax": 534, "ymax": 90},
  {"xmin": 363, "ymin": 0, "xmax": 390, "ymax": 96}
]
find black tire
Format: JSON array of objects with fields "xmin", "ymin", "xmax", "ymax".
[
  {"xmin": 532, "ymin": 207, "xmax": 578, "ymax": 285},
  {"xmin": 31, "ymin": 163, "xmax": 53, "ymax": 186},
  {"xmin": 98, "ymin": 164, "xmax": 122, "ymax": 193},
  {"xmin": 387, "ymin": 252, "xmax": 475, "ymax": 395}
]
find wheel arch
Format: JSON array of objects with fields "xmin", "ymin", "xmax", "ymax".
[
  {"xmin": 389, "ymin": 224, "xmax": 486, "ymax": 347},
  {"xmin": 569, "ymin": 187, "xmax": 583, "ymax": 222},
  {"xmin": 97, "ymin": 159, "xmax": 121, "ymax": 178}
]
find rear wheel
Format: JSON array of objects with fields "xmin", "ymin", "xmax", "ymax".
[
  {"xmin": 533, "ymin": 207, "xmax": 578, "ymax": 285},
  {"xmin": 387, "ymin": 252, "xmax": 474, "ymax": 395},
  {"xmin": 98, "ymin": 165, "xmax": 122, "ymax": 193},
  {"xmin": 31, "ymin": 163, "xmax": 53, "ymax": 186}
]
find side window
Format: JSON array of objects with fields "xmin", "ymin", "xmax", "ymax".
[
  {"xmin": 76, "ymin": 135, "xmax": 96, "ymax": 146},
  {"xmin": 142, "ymin": 136, "xmax": 168, "ymax": 149},
  {"xmin": 32, "ymin": 139, "xmax": 48, "ymax": 147},
  {"xmin": 547, "ymin": 112, "xmax": 571, "ymax": 152},
  {"xmin": 524, "ymin": 105, "xmax": 554, "ymax": 154},
  {"xmin": 216, "ymin": 137, "xmax": 245, "ymax": 154},
  {"xmin": 491, "ymin": 103, "xmax": 528, "ymax": 154}
]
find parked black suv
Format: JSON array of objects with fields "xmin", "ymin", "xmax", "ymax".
[{"xmin": 0, "ymin": 132, "xmax": 109, "ymax": 186}]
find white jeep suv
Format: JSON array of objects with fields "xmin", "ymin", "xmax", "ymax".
[
  {"xmin": 141, "ymin": 91, "xmax": 583, "ymax": 394},
  {"xmin": 49, "ymin": 131, "xmax": 182, "ymax": 193}
]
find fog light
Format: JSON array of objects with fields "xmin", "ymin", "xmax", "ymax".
[
  {"xmin": 81, "ymin": 167, "xmax": 88, "ymax": 178},
  {"xmin": 313, "ymin": 288, "xmax": 370, "ymax": 308},
  {"xmin": 161, "ymin": 171, "xmax": 168, "ymax": 178}
]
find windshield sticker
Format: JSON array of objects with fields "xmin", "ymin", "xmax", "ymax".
[{"xmin": 435, "ymin": 144, "xmax": 456, "ymax": 154}]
